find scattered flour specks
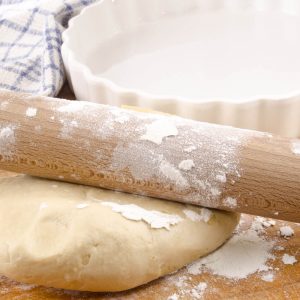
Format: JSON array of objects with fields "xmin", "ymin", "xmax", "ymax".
[
  {"xmin": 282, "ymin": 254, "xmax": 297, "ymax": 265},
  {"xmin": 190, "ymin": 282, "xmax": 207, "ymax": 299},
  {"xmin": 35, "ymin": 125, "xmax": 42, "ymax": 133},
  {"xmin": 59, "ymin": 119, "xmax": 78, "ymax": 139},
  {"xmin": 101, "ymin": 202, "xmax": 182, "ymax": 230},
  {"xmin": 261, "ymin": 272, "xmax": 274, "ymax": 282},
  {"xmin": 110, "ymin": 109, "xmax": 131, "ymax": 124},
  {"xmin": 0, "ymin": 125, "xmax": 15, "ymax": 155},
  {"xmin": 167, "ymin": 294, "xmax": 178, "ymax": 300},
  {"xmin": 39, "ymin": 202, "xmax": 48, "ymax": 210},
  {"xmin": 141, "ymin": 119, "xmax": 178, "ymax": 145},
  {"xmin": 274, "ymin": 245, "xmax": 285, "ymax": 251},
  {"xmin": 183, "ymin": 208, "xmax": 212, "ymax": 223},
  {"xmin": 291, "ymin": 139, "xmax": 300, "ymax": 155},
  {"xmin": 216, "ymin": 173, "xmax": 227, "ymax": 183},
  {"xmin": 223, "ymin": 197, "xmax": 237, "ymax": 208},
  {"xmin": 0, "ymin": 101, "xmax": 8, "ymax": 109},
  {"xmin": 250, "ymin": 217, "xmax": 276, "ymax": 234},
  {"xmin": 165, "ymin": 275, "xmax": 208, "ymax": 299},
  {"xmin": 76, "ymin": 203, "xmax": 89, "ymax": 209},
  {"xmin": 184, "ymin": 145, "xmax": 197, "ymax": 153},
  {"xmin": 159, "ymin": 159, "xmax": 188, "ymax": 188},
  {"xmin": 26, "ymin": 107, "xmax": 37, "ymax": 117},
  {"xmin": 211, "ymin": 187, "xmax": 221, "ymax": 197},
  {"xmin": 179, "ymin": 159, "xmax": 195, "ymax": 171},
  {"xmin": 279, "ymin": 226, "xmax": 294, "ymax": 237},
  {"xmin": 57, "ymin": 101, "xmax": 97, "ymax": 113}
]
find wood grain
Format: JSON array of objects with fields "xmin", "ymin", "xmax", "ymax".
[
  {"xmin": 1, "ymin": 86, "xmax": 300, "ymax": 299},
  {"xmin": 0, "ymin": 170, "xmax": 300, "ymax": 299},
  {"xmin": 0, "ymin": 90, "xmax": 300, "ymax": 221}
]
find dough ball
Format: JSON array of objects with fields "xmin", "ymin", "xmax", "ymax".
[{"xmin": 0, "ymin": 175, "xmax": 239, "ymax": 292}]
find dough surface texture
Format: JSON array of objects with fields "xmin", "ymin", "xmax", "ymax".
[{"xmin": 0, "ymin": 175, "xmax": 239, "ymax": 292}]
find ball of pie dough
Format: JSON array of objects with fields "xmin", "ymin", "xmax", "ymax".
[{"xmin": 0, "ymin": 175, "xmax": 239, "ymax": 292}]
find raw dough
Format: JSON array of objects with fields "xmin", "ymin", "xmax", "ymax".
[{"xmin": 0, "ymin": 175, "xmax": 239, "ymax": 292}]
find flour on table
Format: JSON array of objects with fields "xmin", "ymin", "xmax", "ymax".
[
  {"xmin": 165, "ymin": 275, "xmax": 209, "ymax": 300},
  {"xmin": 274, "ymin": 245, "xmax": 285, "ymax": 251},
  {"xmin": 261, "ymin": 272, "xmax": 274, "ymax": 282},
  {"xmin": 282, "ymin": 254, "xmax": 297, "ymax": 265},
  {"xmin": 141, "ymin": 119, "xmax": 178, "ymax": 145},
  {"xmin": 251, "ymin": 217, "xmax": 276, "ymax": 233},
  {"xmin": 190, "ymin": 282, "xmax": 207, "ymax": 299},
  {"xmin": 187, "ymin": 228, "xmax": 274, "ymax": 279},
  {"xmin": 26, "ymin": 107, "xmax": 37, "ymax": 117},
  {"xmin": 101, "ymin": 202, "xmax": 182, "ymax": 230},
  {"xmin": 279, "ymin": 226, "xmax": 294, "ymax": 237},
  {"xmin": 179, "ymin": 159, "xmax": 195, "ymax": 171},
  {"xmin": 167, "ymin": 294, "xmax": 179, "ymax": 300}
]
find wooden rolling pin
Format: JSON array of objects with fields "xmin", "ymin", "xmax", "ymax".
[{"xmin": 0, "ymin": 90, "xmax": 300, "ymax": 222}]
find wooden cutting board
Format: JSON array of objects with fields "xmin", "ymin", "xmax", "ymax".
[{"xmin": 1, "ymin": 85, "xmax": 300, "ymax": 299}]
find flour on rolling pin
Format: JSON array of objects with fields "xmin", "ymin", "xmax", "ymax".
[
  {"xmin": 291, "ymin": 139, "xmax": 300, "ymax": 155},
  {"xmin": 0, "ymin": 91, "xmax": 271, "ymax": 210},
  {"xmin": 0, "ymin": 126, "xmax": 15, "ymax": 156}
]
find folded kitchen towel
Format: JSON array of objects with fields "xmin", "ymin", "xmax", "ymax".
[{"xmin": 0, "ymin": 0, "xmax": 96, "ymax": 96}]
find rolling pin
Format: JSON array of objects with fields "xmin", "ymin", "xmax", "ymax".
[{"xmin": 0, "ymin": 90, "xmax": 300, "ymax": 222}]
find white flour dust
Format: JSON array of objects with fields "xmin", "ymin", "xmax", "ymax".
[
  {"xmin": 187, "ymin": 227, "xmax": 275, "ymax": 279},
  {"xmin": 184, "ymin": 145, "xmax": 197, "ymax": 153},
  {"xmin": 159, "ymin": 159, "xmax": 188, "ymax": 188},
  {"xmin": 165, "ymin": 275, "xmax": 208, "ymax": 299},
  {"xmin": 76, "ymin": 203, "xmax": 89, "ymax": 209},
  {"xmin": 167, "ymin": 294, "xmax": 178, "ymax": 300},
  {"xmin": 291, "ymin": 139, "xmax": 300, "ymax": 155},
  {"xmin": 26, "ymin": 107, "xmax": 37, "ymax": 117},
  {"xmin": 251, "ymin": 217, "xmax": 276, "ymax": 233},
  {"xmin": 183, "ymin": 208, "xmax": 212, "ymax": 223},
  {"xmin": 39, "ymin": 202, "xmax": 48, "ymax": 210},
  {"xmin": 279, "ymin": 226, "xmax": 294, "ymax": 237},
  {"xmin": 106, "ymin": 104, "xmax": 266, "ymax": 207},
  {"xmin": 261, "ymin": 272, "xmax": 274, "ymax": 282},
  {"xmin": 179, "ymin": 159, "xmax": 195, "ymax": 171},
  {"xmin": 282, "ymin": 254, "xmax": 297, "ymax": 265},
  {"xmin": 141, "ymin": 119, "xmax": 178, "ymax": 144},
  {"xmin": 57, "ymin": 101, "xmax": 97, "ymax": 113},
  {"xmin": 101, "ymin": 202, "xmax": 182, "ymax": 230},
  {"xmin": 223, "ymin": 197, "xmax": 237, "ymax": 208}
]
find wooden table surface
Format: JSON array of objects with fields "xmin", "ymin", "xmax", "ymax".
[{"xmin": 1, "ymin": 85, "xmax": 300, "ymax": 299}]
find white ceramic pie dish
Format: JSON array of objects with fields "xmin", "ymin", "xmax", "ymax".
[{"xmin": 62, "ymin": 0, "xmax": 300, "ymax": 137}]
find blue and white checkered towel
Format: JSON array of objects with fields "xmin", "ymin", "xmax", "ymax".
[{"xmin": 0, "ymin": 0, "xmax": 97, "ymax": 96}]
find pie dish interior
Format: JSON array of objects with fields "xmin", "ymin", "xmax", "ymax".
[{"xmin": 62, "ymin": 0, "xmax": 300, "ymax": 137}]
